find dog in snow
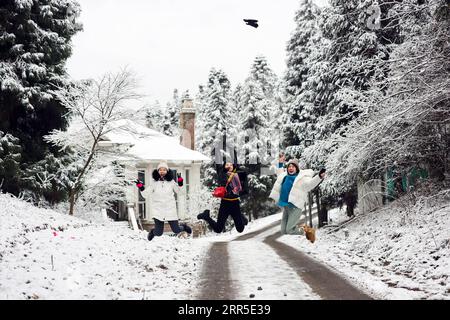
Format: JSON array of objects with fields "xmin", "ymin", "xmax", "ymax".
[{"xmin": 300, "ymin": 224, "xmax": 316, "ymax": 243}]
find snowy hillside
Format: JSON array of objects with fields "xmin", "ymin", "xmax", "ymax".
[
  {"xmin": 0, "ymin": 194, "xmax": 208, "ymax": 300},
  {"xmin": 279, "ymin": 190, "xmax": 450, "ymax": 300}
]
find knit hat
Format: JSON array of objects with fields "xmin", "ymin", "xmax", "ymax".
[
  {"xmin": 157, "ymin": 161, "xmax": 169, "ymax": 170},
  {"xmin": 286, "ymin": 158, "xmax": 300, "ymax": 173}
]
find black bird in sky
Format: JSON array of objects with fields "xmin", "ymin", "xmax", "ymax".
[{"xmin": 243, "ymin": 19, "xmax": 258, "ymax": 28}]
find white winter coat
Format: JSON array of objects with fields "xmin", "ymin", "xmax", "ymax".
[
  {"xmin": 141, "ymin": 171, "xmax": 182, "ymax": 221},
  {"xmin": 269, "ymin": 167, "xmax": 323, "ymax": 209}
]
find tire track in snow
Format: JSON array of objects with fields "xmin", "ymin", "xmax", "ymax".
[
  {"xmin": 196, "ymin": 242, "xmax": 238, "ymax": 299},
  {"xmin": 264, "ymin": 232, "xmax": 373, "ymax": 300}
]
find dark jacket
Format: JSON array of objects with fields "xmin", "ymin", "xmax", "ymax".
[{"xmin": 216, "ymin": 164, "xmax": 240, "ymax": 200}]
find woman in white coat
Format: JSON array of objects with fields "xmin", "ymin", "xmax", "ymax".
[
  {"xmin": 138, "ymin": 161, "xmax": 192, "ymax": 241},
  {"xmin": 269, "ymin": 157, "xmax": 326, "ymax": 235}
]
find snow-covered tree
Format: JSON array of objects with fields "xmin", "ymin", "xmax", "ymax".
[
  {"xmin": 282, "ymin": 0, "xmax": 321, "ymax": 148},
  {"xmin": 295, "ymin": 0, "xmax": 398, "ymax": 197},
  {"xmin": 45, "ymin": 69, "xmax": 142, "ymax": 215},
  {"xmin": 195, "ymin": 84, "xmax": 207, "ymax": 151},
  {"xmin": 318, "ymin": 0, "xmax": 450, "ymax": 195},
  {"xmin": 196, "ymin": 68, "xmax": 232, "ymax": 187},
  {"xmin": 145, "ymin": 100, "xmax": 163, "ymax": 131},
  {"xmin": 0, "ymin": 131, "xmax": 22, "ymax": 195},
  {"xmin": 160, "ymin": 89, "xmax": 181, "ymax": 137},
  {"xmin": 239, "ymin": 80, "xmax": 270, "ymax": 167},
  {"xmin": 238, "ymin": 56, "xmax": 279, "ymax": 219},
  {"xmin": 228, "ymin": 83, "xmax": 243, "ymax": 145},
  {"xmin": 0, "ymin": 0, "xmax": 82, "ymax": 200}
]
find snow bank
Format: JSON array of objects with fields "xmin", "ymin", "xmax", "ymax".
[
  {"xmin": 0, "ymin": 194, "xmax": 209, "ymax": 300},
  {"xmin": 278, "ymin": 190, "xmax": 450, "ymax": 300}
]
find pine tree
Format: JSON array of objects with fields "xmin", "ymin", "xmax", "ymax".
[
  {"xmin": 299, "ymin": 0, "xmax": 404, "ymax": 196},
  {"xmin": 195, "ymin": 84, "xmax": 207, "ymax": 152},
  {"xmin": 0, "ymin": 131, "xmax": 22, "ymax": 195},
  {"xmin": 228, "ymin": 83, "xmax": 243, "ymax": 148},
  {"xmin": 239, "ymin": 55, "xmax": 277, "ymax": 166},
  {"xmin": 145, "ymin": 100, "xmax": 163, "ymax": 131},
  {"xmin": 311, "ymin": 0, "xmax": 391, "ymax": 141},
  {"xmin": 160, "ymin": 89, "xmax": 180, "ymax": 137},
  {"xmin": 196, "ymin": 68, "xmax": 232, "ymax": 187},
  {"xmin": 238, "ymin": 56, "xmax": 278, "ymax": 219},
  {"xmin": 324, "ymin": 0, "xmax": 450, "ymax": 187},
  {"xmin": 282, "ymin": 0, "xmax": 321, "ymax": 148},
  {"xmin": 0, "ymin": 0, "xmax": 82, "ymax": 198}
]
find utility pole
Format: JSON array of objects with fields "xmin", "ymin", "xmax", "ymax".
[{"xmin": 308, "ymin": 192, "xmax": 313, "ymax": 228}]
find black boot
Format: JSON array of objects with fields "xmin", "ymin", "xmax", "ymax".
[
  {"xmin": 182, "ymin": 223, "xmax": 192, "ymax": 234},
  {"xmin": 197, "ymin": 209, "xmax": 210, "ymax": 220},
  {"xmin": 147, "ymin": 230, "xmax": 155, "ymax": 241}
]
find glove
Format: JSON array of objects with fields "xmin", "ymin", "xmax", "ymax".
[
  {"xmin": 135, "ymin": 179, "xmax": 145, "ymax": 191},
  {"xmin": 177, "ymin": 174, "xmax": 184, "ymax": 187},
  {"xmin": 319, "ymin": 168, "xmax": 326, "ymax": 179}
]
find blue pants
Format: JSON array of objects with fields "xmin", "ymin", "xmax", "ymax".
[{"xmin": 280, "ymin": 206, "xmax": 303, "ymax": 235}]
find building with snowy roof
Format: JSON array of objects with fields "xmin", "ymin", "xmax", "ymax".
[{"xmin": 98, "ymin": 95, "xmax": 209, "ymax": 231}]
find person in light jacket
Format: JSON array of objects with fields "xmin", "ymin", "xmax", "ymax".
[
  {"xmin": 269, "ymin": 157, "xmax": 326, "ymax": 235},
  {"xmin": 138, "ymin": 161, "xmax": 192, "ymax": 241}
]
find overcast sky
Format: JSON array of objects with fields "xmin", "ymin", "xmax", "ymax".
[{"xmin": 66, "ymin": 0, "xmax": 328, "ymax": 107}]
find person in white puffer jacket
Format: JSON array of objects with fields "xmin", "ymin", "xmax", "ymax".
[
  {"xmin": 269, "ymin": 157, "xmax": 326, "ymax": 235},
  {"xmin": 137, "ymin": 161, "xmax": 192, "ymax": 241}
]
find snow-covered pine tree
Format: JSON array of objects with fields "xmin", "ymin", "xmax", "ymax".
[
  {"xmin": 195, "ymin": 84, "xmax": 207, "ymax": 152},
  {"xmin": 0, "ymin": 0, "xmax": 82, "ymax": 200},
  {"xmin": 196, "ymin": 68, "xmax": 232, "ymax": 188},
  {"xmin": 228, "ymin": 83, "xmax": 243, "ymax": 149},
  {"xmin": 0, "ymin": 131, "xmax": 22, "ymax": 195},
  {"xmin": 298, "ymin": 0, "xmax": 396, "ymax": 197},
  {"xmin": 145, "ymin": 100, "xmax": 163, "ymax": 131},
  {"xmin": 322, "ymin": 0, "xmax": 450, "ymax": 193},
  {"xmin": 282, "ymin": 0, "xmax": 321, "ymax": 149},
  {"xmin": 160, "ymin": 89, "xmax": 181, "ymax": 137},
  {"xmin": 240, "ymin": 81, "xmax": 269, "ymax": 168},
  {"xmin": 238, "ymin": 56, "xmax": 278, "ymax": 219}
]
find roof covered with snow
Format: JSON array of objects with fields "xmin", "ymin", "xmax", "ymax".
[{"xmin": 100, "ymin": 119, "xmax": 210, "ymax": 162}]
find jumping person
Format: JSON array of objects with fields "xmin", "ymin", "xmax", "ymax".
[
  {"xmin": 269, "ymin": 157, "xmax": 326, "ymax": 235},
  {"xmin": 137, "ymin": 161, "xmax": 192, "ymax": 241},
  {"xmin": 197, "ymin": 162, "xmax": 248, "ymax": 233}
]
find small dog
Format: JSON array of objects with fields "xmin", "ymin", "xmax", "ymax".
[{"xmin": 300, "ymin": 224, "xmax": 316, "ymax": 243}]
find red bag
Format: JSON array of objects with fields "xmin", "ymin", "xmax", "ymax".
[
  {"xmin": 212, "ymin": 186, "xmax": 227, "ymax": 198},
  {"xmin": 212, "ymin": 171, "xmax": 236, "ymax": 198}
]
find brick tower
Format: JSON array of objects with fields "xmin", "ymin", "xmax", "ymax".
[{"xmin": 179, "ymin": 91, "xmax": 195, "ymax": 150}]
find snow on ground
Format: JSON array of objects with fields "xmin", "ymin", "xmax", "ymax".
[
  {"xmin": 278, "ymin": 191, "xmax": 450, "ymax": 300},
  {"xmin": 228, "ymin": 236, "xmax": 320, "ymax": 300},
  {"xmin": 0, "ymin": 194, "xmax": 209, "ymax": 300}
]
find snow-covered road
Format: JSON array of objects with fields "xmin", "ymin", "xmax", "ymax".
[{"xmin": 196, "ymin": 215, "xmax": 371, "ymax": 300}]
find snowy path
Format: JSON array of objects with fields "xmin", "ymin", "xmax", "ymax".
[{"xmin": 196, "ymin": 218, "xmax": 372, "ymax": 300}]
